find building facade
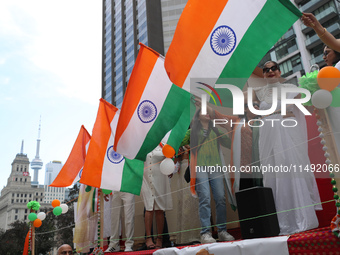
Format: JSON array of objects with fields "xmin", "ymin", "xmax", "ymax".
[{"xmin": 0, "ymin": 148, "xmax": 49, "ymax": 231}]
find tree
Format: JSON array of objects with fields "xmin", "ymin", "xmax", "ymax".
[
  {"xmin": 54, "ymin": 183, "xmax": 79, "ymax": 247},
  {"xmin": 34, "ymin": 210, "xmax": 57, "ymax": 254},
  {"xmin": 0, "ymin": 220, "xmax": 29, "ymax": 255}
]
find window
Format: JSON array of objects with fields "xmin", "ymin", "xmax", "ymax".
[{"xmin": 275, "ymin": 38, "xmax": 298, "ymax": 60}]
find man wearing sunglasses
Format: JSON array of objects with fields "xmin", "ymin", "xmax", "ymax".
[{"xmin": 57, "ymin": 244, "xmax": 74, "ymax": 255}]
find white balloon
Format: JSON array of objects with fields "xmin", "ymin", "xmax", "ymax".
[
  {"xmin": 37, "ymin": 212, "xmax": 46, "ymax": 221},
  {"xmin": 160, "ymin": 158, "xmax": 175, "ymax": 175},
  {"xmin": 60, "ymin": 204, "xmax": 69, "ymax": 214},
  {"xmin": 311, "ymin": 89, "xmax": 332, "ymax": 109}
]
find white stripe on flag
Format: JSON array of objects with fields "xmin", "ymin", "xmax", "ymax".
[
  {"xmin": 182, "ymin": 0, "xmax": 266, "ymax": 91},
  {"xmin": 100, "ymin": 111, "xmax": 124, "ymax": 190},
  {"xmin": 116, "ymin": 57, "xmax": 173, "ymax": 159}
]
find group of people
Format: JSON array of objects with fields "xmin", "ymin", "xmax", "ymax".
[{"xmin": 71, "ymin": 12, "xmax": 340, "ymax": 253}]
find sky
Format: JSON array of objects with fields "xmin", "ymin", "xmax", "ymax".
[{"xmin": 0, "ymin": 0, "xmax": 103, "ymax": 191}]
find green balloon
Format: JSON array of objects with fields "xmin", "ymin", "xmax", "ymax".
[
  {"xmin": 28, "ymin": 213, "xmax": 37, "ymax": 222},
  {"xmin": 331, "ymin": 88, "xmax": 340, "ymax": 107},
  {"xmin": 102, "ymin": 189, "xmax": 112, "ymax": 195},
  {"xmin": 53, "ymin": 206, "xmax": 62, "ymax": 216}
]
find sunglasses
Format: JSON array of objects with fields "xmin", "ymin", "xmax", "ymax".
[
  {"xmin": 263, "ymin": 65, "xmax": 279, "ymax": 73},
  {"xmin": 61, "ymin": 251, "xmax": 74, "ymax": 255},
  {"xmin": 323, "ymin": 51, "xmax": 330, "ymax": 57}
]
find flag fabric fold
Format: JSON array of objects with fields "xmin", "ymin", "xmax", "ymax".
[
  {"xmin": 80, "ymin": 99, "xmax": 144, "ymax": 195},
  {"xmin": 164, "ymin": 0, "xmax": 302, "ymax": 107},
  {"xmin": 50, "ymin": 125, "xmax": 91, "ymax": 187},
  {"xmin": 22, "ymin": 230, "xmax": 30, "ymax": 255},
  {"xmin": 114, "ymin": 43, "xmax": 191, "ymax": 161}
]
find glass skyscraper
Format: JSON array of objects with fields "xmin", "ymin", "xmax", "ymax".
[{"xmin": 102, "ymin": 0, "xmax": 165, "ymax": 108}]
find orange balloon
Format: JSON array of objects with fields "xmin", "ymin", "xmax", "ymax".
[
  {"xmin": 162, "ymin": 144, "xmax": 175, "ymax": 158},
  {"xmin": 317, "ymin": 66, "xmax": 340, "ymax": 91},
  {"xmin": 51, "ymin": 199, "xmax": 61, "ymax": 208},
  {"xmin": 33, "ymin": 219, "xmax": 42, "ymax": 228}
]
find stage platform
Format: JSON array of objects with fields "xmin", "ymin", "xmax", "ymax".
[{"xmin": 102, "ymin": 227, "xmax": 340, "ymax": 255}]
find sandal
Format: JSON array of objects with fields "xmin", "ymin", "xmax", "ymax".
[
  {"xmin": 145, "ymin": 237, "xmax": 156, "ymax": 250},
  {"xmin": 155, "ymin": 236, "xmax": 163, "ymax": 249}
]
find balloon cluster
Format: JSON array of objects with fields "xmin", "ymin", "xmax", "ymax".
[
  {"xmin": 160, "ymin": 144, "xmax": 176, "ymax": 175},
  {"xmin": 26, "ymin": 201, "xmax": 43, "ymax": 228},
  {"xmin": 27, "ymin": 199, "xmax": 70, "ymax": 228},
  {"xmin": 52, "ymin": 199, "xmax": 69, "ymax": 216},
  {"xmin": 311, "ymin": 67, "xmax": 340, "ymax": 109}
]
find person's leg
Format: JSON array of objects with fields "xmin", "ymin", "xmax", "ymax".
[
  {"xmin": 121, "ymin": 192, "xmax": 135, "ymax": 251},
  {"xmin": 209, "ymin": 172, "xmax": 227, "ymax": 233},
  {"xmin": 144, "ymin": 210, "xmax": 155, "ymax": 249},
  {"xmin": 195, "ymin": 171, "xmax": 212, "ymax": 234},
  {"xmin": 155, "ymin": 210, "xmax": 165, "ymax": 248},
  {"xmin": 162, "ymin": 212, "xmax": 171, "ymax": 247},
  {"xmin": 106, "ymin": 192, "xmax": 122, "ymax": 252},
  {"xmin": 210, "ymin": 172, "xmax": 235, "ymax": 241}
]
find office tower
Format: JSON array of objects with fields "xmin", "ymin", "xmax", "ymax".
[
  {"xmin": 44, "ymin": 160, "xmax": 63, "ymax": 186},
  {"xmin": 102, "ymin": 0, "xmax": 165, "ymax": 108}
]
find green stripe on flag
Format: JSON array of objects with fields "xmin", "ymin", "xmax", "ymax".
[
  {"xmin": 166, "ymin": 99, "xmax": 193, "ymax": 154},
  {"xmin": 120, "ymin": 158, "xmax": 144, "ymax": 195},
  {"xmin": 135, "ymin": 84, "xmax": 191, "ymax": 161},
  {"xmin": 214, "ymin": 0, "xmax": 301, "ymax": 108},
  {"xmin": 278, "ymin": 0, "xmax": 302, "ymax": 17}
]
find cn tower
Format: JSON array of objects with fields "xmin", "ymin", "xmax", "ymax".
[{"xmin": 31, "ymin": 117, "xmax": 43, "ymax": 185}]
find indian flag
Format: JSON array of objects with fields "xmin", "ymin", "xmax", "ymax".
[
  {"xmin": 164, "ymin": 0, "xmax": 301, "ymax": 107},
  {"xmin": 50, "ymin": 125, "xmax": 91, "ymax": 187},
  {"xmin": 80, "ymin": 99, "xmax": 144, "ymax": 196},
  {"xmin": 114, "ymin": 43, "xmax": 191, "ymax": 161}
]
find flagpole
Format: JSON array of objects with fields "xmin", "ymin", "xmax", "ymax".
[
  {"xmin": 99, "ymin": 189, "xmax": 104, "ymax": 248},
  {"xmin": 31, "ymin": 225, "xmax": 35, "ymax": 255}
]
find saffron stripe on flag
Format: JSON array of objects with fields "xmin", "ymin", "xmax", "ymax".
[{"xmin": 50, "ymin": 125, "xmax": 91, "ymax": 187}]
